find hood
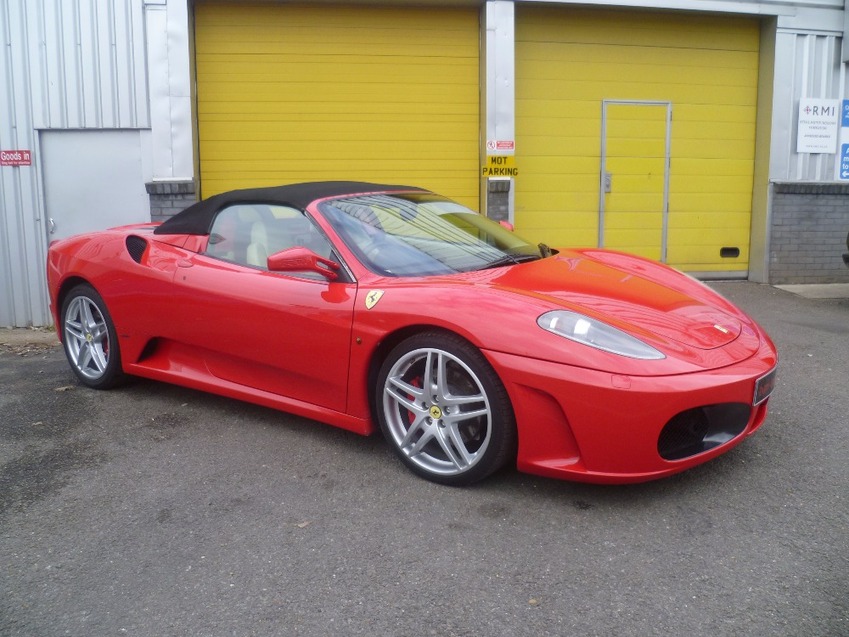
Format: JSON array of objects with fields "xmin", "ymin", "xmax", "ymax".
[{"xmin": 488, "ymin": 250, "xmax": 742, "ymax": 351}]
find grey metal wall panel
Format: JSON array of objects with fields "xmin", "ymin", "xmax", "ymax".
[
  {"xmin": 0, "ymin": 164, "xmax": 47, "ymax": 328},
  {"xmin": 1, "ymin": 0, "xmax": 151, "ymax": 327},
  {"xmin": 28, "ymin": 0, "xmax": 149, "ymax": 129},
  {"xmin": 771, "ymin": 31, "xmax": 848, "ymax": 181},
  {"xmin": 1, "ymin": 0, "xmax": 49, "ymax": 327}
]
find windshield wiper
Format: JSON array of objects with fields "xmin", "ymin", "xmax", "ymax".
[{"xmin": 481, "ymin": 253, "xmax": 540, "ymax": 270}]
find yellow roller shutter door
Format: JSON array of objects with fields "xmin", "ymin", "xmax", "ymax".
[
  {"xmin": 195, "ymin": 4, "xmax": 480, "ymax": 208},
  {"xmin": 516, "ymin": 7, "xmax": 760, "ymax": 274}
]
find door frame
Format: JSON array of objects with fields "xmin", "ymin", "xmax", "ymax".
[{"xmin": 599, "ymin": 100, "xmax": 672, "ymax": 262}]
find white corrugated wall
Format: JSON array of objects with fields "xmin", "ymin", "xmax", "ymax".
[
  {"xmin": 0, "ymin": 0, "xmax": 149, "ymax": 327},
  {"xmin": 771, "ymin": 31, "xmax": 849, "ymax": 181}
]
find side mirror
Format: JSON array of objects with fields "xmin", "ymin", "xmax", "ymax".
[{"xmin": 267, "ymin": 247, "xmax": 340, "ymax": 281}]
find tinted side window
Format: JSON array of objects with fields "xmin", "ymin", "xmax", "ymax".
[
  {"xmin": 264, "ymin": 206, "xmax": 334, "ymax": 262},
  {"xmin": 205, "ymin": 205, "xmax": 265, "ymax": 266},
  {"xmin": 205, "ymin": 204, "xmax": 335, "ymax": 277}
]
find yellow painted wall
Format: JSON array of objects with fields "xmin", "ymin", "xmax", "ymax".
[
  {"xmin": 515, "ymin": 7, "xmax": 760, "ymax": 272},
  {"xmin": 195, "ymin": 3, "xmax": 480, "ymax": 208}
]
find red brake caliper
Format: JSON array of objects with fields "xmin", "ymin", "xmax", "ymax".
[{"xmin": 408, "ymin": 375, "xmax": 422, "ymax": 425}]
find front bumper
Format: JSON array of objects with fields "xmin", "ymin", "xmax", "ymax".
[{"xmin": 486, "ymin": 340, "xmax": 778, "ymax": 483}]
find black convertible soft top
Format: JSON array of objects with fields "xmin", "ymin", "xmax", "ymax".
[{"xmin": 154, "ymin": 181, "xmax": 425, "ymax": 236}]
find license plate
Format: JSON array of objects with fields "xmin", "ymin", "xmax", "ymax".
[{"xmin": 753, "ymin": 368, "xmax": 777, "ymax": 406}]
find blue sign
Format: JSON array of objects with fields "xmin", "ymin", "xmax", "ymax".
[
  {"xmin": 840, "ymin": 144, "xmax": 849, "ymax": 180},
  {"xmin": 842, "ymin": 100, "xmax": 849, "ymax": 128}
]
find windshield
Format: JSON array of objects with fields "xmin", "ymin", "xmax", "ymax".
[{"xmin": 318, "ymin": 193, "xmax": 543, "ymax": 276}]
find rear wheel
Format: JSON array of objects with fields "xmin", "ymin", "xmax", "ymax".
[
  {"xmin": 376, "ymin": 332, "xmax": 516, "ymax": 486},
  {"xmin": 61, "ymin": 284, "xmax": 125, "ymax": 389}
]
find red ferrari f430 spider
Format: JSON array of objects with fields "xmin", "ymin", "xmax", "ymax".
[{"xmin": 47, "ymin": 182, "xmax": 778, "ymax": 485}]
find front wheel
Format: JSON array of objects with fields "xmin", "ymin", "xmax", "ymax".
[
  {"xmin": 376, "ymin": 332, "xmax": 517, "ymax": 486},
  {"xmin": 61, "ymin": 284, "xmax": 125, "ymax": 389}
]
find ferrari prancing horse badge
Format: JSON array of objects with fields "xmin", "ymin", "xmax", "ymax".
[{"xmin": 365, "ymin": 290, "xmax": 385, "ymax": 310}]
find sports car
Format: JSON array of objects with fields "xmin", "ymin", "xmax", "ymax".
[{"xmin": 47, "ymin": 181, "xmax": 778, "ymax": 486}]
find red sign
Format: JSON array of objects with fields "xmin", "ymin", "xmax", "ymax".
[
  {"xmin": 486, "ymin": 140, "xmax": 515, "ymax": 152},
  {"xmin": 1, "ymin": 150, "xmax": 32, "ymax": 166}
]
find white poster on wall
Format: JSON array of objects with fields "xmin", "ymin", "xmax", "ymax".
[{"xmin": 797, "ymin": 98, "xmax": 840, "ymax": 153}]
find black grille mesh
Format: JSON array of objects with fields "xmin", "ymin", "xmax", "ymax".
[{"xmin": 126, "ymin": 235, "xmax": 148, "ymax": 263}]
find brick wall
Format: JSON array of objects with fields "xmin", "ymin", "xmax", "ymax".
[
  {"xmin": 769, "ymin": 182, "xmax": 849, "ymax": 284},
  {"xmin": 145, "ymin": 180, "xmax": 198, "ymax": 223}
]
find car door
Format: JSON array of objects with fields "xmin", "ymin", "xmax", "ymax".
[{"xmin": 169, "ymin": 203, "xmax": 357, "ymax": 413}]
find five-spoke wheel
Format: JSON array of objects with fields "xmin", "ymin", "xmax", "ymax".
[
  {"xmin": 61, "ymin": 284, "xmax": 124, "ymax": 389},
  {"xmin": 376, "ymin": 332, "xmax": 516, "ymax": 485}
]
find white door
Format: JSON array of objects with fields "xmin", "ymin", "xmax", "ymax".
[{"xmin": 41, "ymin": 130, "xmax": 150, "ymax": 240}]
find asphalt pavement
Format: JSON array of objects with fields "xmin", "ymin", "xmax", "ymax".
[{"xmin": 1, "ymin": 282, "xmax": 847, "ymax": 637}]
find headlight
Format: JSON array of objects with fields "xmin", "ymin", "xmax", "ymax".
[{"xmin": 537, "ymin": 310, "xmax": 665, "ymax": 360}]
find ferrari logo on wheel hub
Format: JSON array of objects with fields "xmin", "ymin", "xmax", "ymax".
[{"xmin": 429, "ymin": 405, "xmax": 442, "ymax": 420}]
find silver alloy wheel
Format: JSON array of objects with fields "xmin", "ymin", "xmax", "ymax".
[
  {"xmin": 382, "ymin": 346, "xmax": 493, "ymax": 477},
  {"xmin": 64, "ymin": 295, "xmax": 110, "ymax": 380}
]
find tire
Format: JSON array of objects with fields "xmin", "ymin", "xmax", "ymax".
[
  {"xmin": 60, "ymin": 284, "xmax": 125, "ymax": 389},
  {"xmin": 376, "ymin": 331, "xmax": 517, "ymax": 486}
]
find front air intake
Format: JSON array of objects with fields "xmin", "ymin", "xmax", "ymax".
[
  {"xmin": 657, "ymin": 403, "xmax": 751, "ymax": 461},
  {"xmin": 126, "ymin": 235, "xmax": 148, "ymax": 263}
]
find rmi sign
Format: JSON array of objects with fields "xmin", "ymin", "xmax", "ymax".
[{"xmin": 797, "ymin": 98, "xmax": 840, "ymax": 154}]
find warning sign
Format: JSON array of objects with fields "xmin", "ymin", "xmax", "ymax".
[
  {"xmin": 482, "ymin": 155, "xmax": 517, "ymax": 177},
  {"xmin": 486, "ymin": 140, "xmax": 515, "ymax": 151}
]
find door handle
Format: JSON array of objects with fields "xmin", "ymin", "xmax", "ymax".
[
  {"xmin": 603, "ymin": 172, "xmax": 613, "ymax": 194},
  {"xmin": 177, "ymin": 259, "xmax": 194, "ymax": 268},
  {"xmin": 49, "ymin": 218, "xmax": 56, "ymax": 234}
]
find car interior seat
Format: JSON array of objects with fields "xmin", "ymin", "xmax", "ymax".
[{"xmin": 246, "ymin": 220, "xmax": 269, "ymax": 267}]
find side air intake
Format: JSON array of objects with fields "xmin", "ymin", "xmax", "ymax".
[{"xmin": 126, "ymin": 235, "xmax": 148, "ymax": 263}]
